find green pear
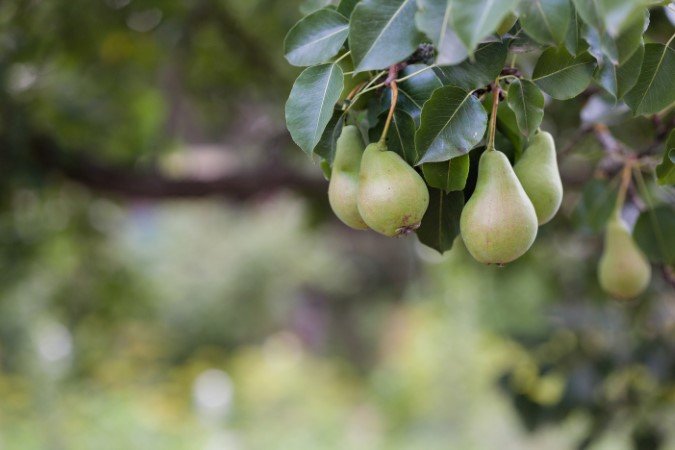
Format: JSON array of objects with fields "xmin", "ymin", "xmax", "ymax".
[
  {"xmin": 460, "ymin": 150, "xmax": 538, "ymax": 264},
  {"xmin": 357, "ymin": 142, "xmax": 429, "ymax": 237},
  {"xmin": 328, "ymin": 125, "xmax": 368, "ymax": 230},
  {"xmin": 514, "ymin": 131, "xmax": 563, "ymax": 225},
  {"xmin": 598, "ymin": 215, "xmax": 651, "ymax": 299}
]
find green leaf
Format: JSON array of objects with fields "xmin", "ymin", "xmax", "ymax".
[
  {"xmin": 496, "ymin": 102, "xmax": 526, "ymax": 157},
  {"xmin": 634, "ymin": 205, "xmax": 675, "ymax": 265},
  {"xmin": 315, "ymin": 112, "xmax": 346, "ymax": 164},
  {"xmin": 416, "ymin": 189, "xmax": 465, "ymax": 254},
  {"xmin": 434, "ymin": 41, "xmax": 508, "ymax": 91},
  {"xmin": 565, "ymin": 6, "xmax": 583, "ymax": 55},
  {"xmin": 415, "ymin": 86, "xmax": 488, "ymax": 164},
  {"xmin": 369, "ymin": 110, "xmax": 419, "ymax": 164},
  {"xmin": 572, "ymin": 178, "xmax": 619, "ymax": 233},
  {"xmin": 415, "ymin": 0, "xmax": 468, "ymax": 65},
  {"xmin": 656, "ymin": 129, "xmax": 675, "ymax": 186},
  {"xmin": 572, "ymin": 0, "xmax": 646, "ymax": 38},
  {"xmin": 450, "ymin": 0, "xmax": 520, "ymax": 54},
  {"xmin": 285, "ymin": 63, "xmax": 344, "ymax": 155},
  {"xmin": 519, "ymin": 0, "xmax": 571, "ymax": 46},
  {"xmin": 613, "ymin": 11, "xmax": 648, "ymax": 65},
  {"xmin": 624, "ymin": 43, "xmax": 675, "ymax": 116},
  {"xmin": 594, "ymin": 40, "xmax": 645, "ymax": 100},
  {"xmin": 506, "ymin": 79, "xmax": 545, "ymax": 137},
  {"xmin": 421, "ymin": 154, "xmax": 470, "ymax": 192},
  {"xmin": 337, "ymin": 0, "xmax": 360, "ymax": 17},
  {"xmin": 301, "ymin": 0, "xmax": 334, "ymax": 14},
  {"xmin": 349, "ymin": 0, "xmax": 422, "ymax": 71},
  {"xmin": 584, "ymin": 10, "xmax": 647, "ymax": 66},
  {"xmin": 533, "ymin": 47, "xmax": 596, "ymax": 100},
  {"xmin": 386, "ymin": 64, "xmax": 444, "ymax": 123},
  {"xmin": 284, "ymin": 8, "xmax": 350, "ymax": 67},
  {"xmin": 616, "ymin": 43, "xmax": 644, "ymax": 99}
]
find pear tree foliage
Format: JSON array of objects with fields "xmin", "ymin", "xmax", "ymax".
[{"xmin": 284, "ymin": 0, "xmax": 674, "ymax": 263}]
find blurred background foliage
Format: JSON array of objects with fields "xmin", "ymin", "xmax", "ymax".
[{"xmin": 0, "ymin": 0, "xmax": 674, "ymax": 449}]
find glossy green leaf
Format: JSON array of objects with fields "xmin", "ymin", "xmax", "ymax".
[
  {"xmin": 284, "ymin": 8, "xmax": 350, "ymax": 67},
  {"xmin": 506, "ymin": 79, "xmax": 545, "ymax": 137},
  {"xmin": 496, "ymin": 102, "xmax": 526, "ymax": 157},
  {"xmin": 624, "ymin": 43, "xmax": 675, "ymax": 116},
  {"xmin": 450, "ymin": 0, "xmax": 520, "ymax": 54},
  {"xmin": 337, "ymin": 0, "xmax": 360, "ymax": 17},
  {"xmin": 519, "ymin": 0, "xmax": 571, "ymax": 46},
  {"xmin": 656, "ymin": 130, "xmax": 675, "ymax": 186},
  {"xmin": 533, "ymin": 47, "xmax": 596, "ymax": 100},
  {"xmin": 613, "ymin": 11, "xmax": 648, "ymax": 64},
  {"xmin": 415, "ymin": 86, "xmax": 488, "ymax": 164},
  {"xmin": 300, "ymin": 0, "xmax": 334, "ymax": 14},
  {"xmin": 434, "ymin": 42, "xmax": 508, "ymax": 91},
  {"xmin": 416, "ymin": 189, "xmax": 465, "ymax": 254},
  {"xmin": 572, "ymin": 0, "xmax": 646, "ymax": 38},
  {"xmin": 315, "ymin": 112, "xmax": 346, "ymax": 164},
  {"xmin": 634, "ymin": 205, "xmax": 675, "ymax": 265},
  {"xmin": 416, "ymin": 0, "xmax": 468, "ymax": 65},
  {"xmin": 584, "ymin": 10, "xmax": 647, "ymax": 66},
  {"xmin": 421, "ymin": 154, "xmax": 470, "ymax": 192},
  {"xmin": 349, "ymin": 0, "xmax": 422, "ymax": 71},
  {"xmin": 616, "ymin": 42, "xmax": 644, "ymax": 99},
  {"xmin": 565, "ymin": 6, "xmax": 583, "ymax": 55},
  {"xmin": 285, "ymin": 63, "xmax": 344, "ymax": 155}
]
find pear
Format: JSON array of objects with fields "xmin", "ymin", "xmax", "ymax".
[
  {"xmin": 328, "ymin": 125, "xmax": 369, "ymax": 230},
  {"xmin": 357, "ymin": 142, "xmax": 429, "ymax": 237},
  {"xmin": 598, "ymin": 215, "xmax": 651, "ymax": 299},
  {"xmin": 514, "ymin": 131, "xmax": 563, "ymax": 225},
  {"xmin": 460, "ymin": 149, "xmax": 538, "ymax": 264}
]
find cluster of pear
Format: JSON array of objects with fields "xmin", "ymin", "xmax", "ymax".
[
  {"xmin": 328, "ymin": 125, "xmax": 429, "ymax": 237},
  {"xmin": 598, "ymin": 211, "xmax": 652, "ymax": 300},
  {"xmin": 460, "ymin": 131, "xmax": 563, "ymax": 265}
]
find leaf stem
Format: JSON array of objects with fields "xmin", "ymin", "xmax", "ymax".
[
  {"xmin": 379, "ymin": 80, "xmax": 399, "ymax": 144},
  {"xmin": 334, "ymin": 51, "xmax": 351, "ymax": 64},
  {"xmin": 395, "ymin": 64, "xmax": 437, "ymax": 83},
  {"xmin": 346, "ymin": 81, "xmax": 367, "ymax": 101},
  {"xmin": 487, "ymin": 80, "xmax": 501, "ymax": 151},
  {"xmin": 343, "ymin": 70, "xmax": 387, "ymax": 114},
  {"xmin": 345, "ymin": 64, "xmax": 440, "ymax": 116},
  {"xmin": 666, "ymin": 31, "xmax": 675, "ymax": 48}
]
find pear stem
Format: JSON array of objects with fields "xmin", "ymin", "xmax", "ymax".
[
  {"xmin": 346, "ymin": 81, "xmax": 367, "ymax": 102},
  {"xmin": 379, "ymin": 80, "xmax": 399, "ymax": 144},
  {"xmin": 614, "ymin": 160, "xmax": 634, "ymax": 218},
  {"xmin": 486, "ymin": 80, "xmax": 501, "ymax": 151},
  {"xmin": 334, "ymin": 51, "xmax": 351, "ymax": 64}
]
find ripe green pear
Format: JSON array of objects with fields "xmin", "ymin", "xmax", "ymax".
[
  {"xmin": 328, "ymin": 125, "xmax": 368, "ymax": 230},
  {"xmin": 357, "ymin": 142, "xmax": 429, "ymax": 237},
  {"xmin": 514, "ymin": 131, "xmax": 563, "ymax": 225},
  {"xmin": 598, "ymin": 215, "xmax": 651, "ymax": 299},
  {"xmin": 460, "ymin": 150, "xmax": 538, "ymax": 264}
]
